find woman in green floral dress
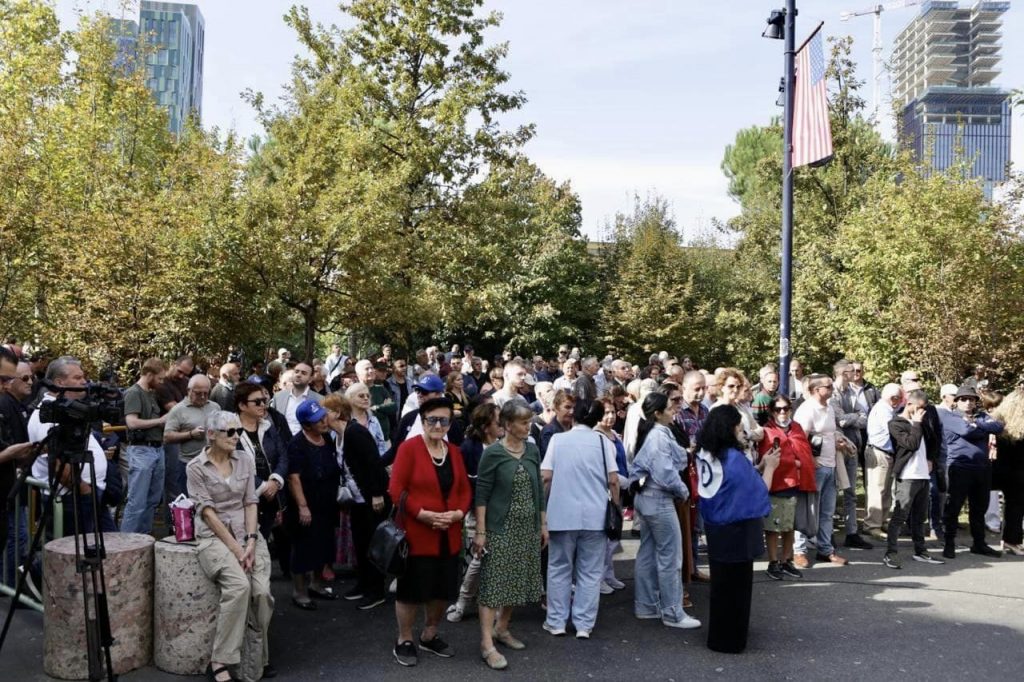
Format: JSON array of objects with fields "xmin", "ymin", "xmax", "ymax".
[{"xmin": 473, "ymin": 401, "xmax": 547, "ymax": 670}]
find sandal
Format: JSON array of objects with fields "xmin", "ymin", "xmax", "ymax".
[
  {"xmin": 494, "ymin": 629, "xmax": 525, "ymax": 650},
  {"xmin": 481, "ymin": 646, "xmax": 507, "ymax": 670},
  {"xmin": 206, "ymin": 662, "xmax": 239, "ymax": 681}
]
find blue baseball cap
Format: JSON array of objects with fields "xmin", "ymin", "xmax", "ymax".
[
  {"xmin": 296, "ymin": 399, "xmax": 328, "ymax": 425},
  {"xmin": 414, "ymin": 374, "xmax": 445, "ymax": 393}
]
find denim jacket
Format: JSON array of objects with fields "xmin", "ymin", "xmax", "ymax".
[{"xmin": 629, "ymin": 424, "xmax": 689, "ymax": 500}]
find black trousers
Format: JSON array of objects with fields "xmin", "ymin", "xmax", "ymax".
[
  {"xmin": 349, "ymin": 503, "xmax": 387, "ymax": 597},
  {"xmin": 887, "ymin": 479, "xmax": 929, "ymax": 555},
  {"xmin": 943, "ymin": 466, "xmax": 990, "ymax": 547},
  {"xmin": 707, "ymin": 560, "xmax": 754, "ymax": 654},
  {"xmin": 1002, "ymin": 471, "xmax": 1024, "ymax": 545}
]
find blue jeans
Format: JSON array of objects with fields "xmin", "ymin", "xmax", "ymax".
[
  {"xmin": 546, "ymin": 530, "xmax": 606, "ymax": 633},
  {"xmin": 795, "ymin": 465, "xmax": 837, "ymax": 556},
  {"xmin": 4, "ymin": 508, "xmax": 29, "ymax": 586},
  {"xmin": 163, "ymin": 443, "xmax": 180, "ymax": 524},
  {"xmin": 633, "ymin": 493, "xmax": 684, "ymax": 623},
  {"xmin": 120, "ymin": 445, "xmax": 165, "ymax": 534}
]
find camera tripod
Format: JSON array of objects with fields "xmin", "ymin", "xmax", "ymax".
[{"xmin": 0, "ymin": 432, "xmax": 116, "ymax": 682}]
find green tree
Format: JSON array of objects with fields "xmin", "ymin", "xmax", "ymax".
[{"xmin": 242, "ymin": 0, "xmax": 533, "ymax": 360}]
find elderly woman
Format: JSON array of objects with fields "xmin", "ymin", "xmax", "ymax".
[
  {"xmin": 321, "ymin": 393, "xmax": 391, "ymax": 609},
  {"xmin": 541, "ymin": 400, "xmax": 619, "ymax": 639},
  {"xmin": 712, "ymin": 368, "xmax": 765, "ymax": 461},
  {"xmin": 629, "ymin": 393, "xmax": 700, "ymax": 629},
  {"xmin": 696, "ymin": 405, "xmax": 776, "ymax": 654},
  {"xmin": 345, "ymin": 382, "xmax": 388, "ymax": 457},
  {"xmin": 447, "ymin": 403, "xmax": 502, "ymax": 623},
  {"xmin": 388, "ymin": 397, "xmax": 472, "ymax": 667},
  {"xmin": 473, "ymin": 401, "xmax": 546, "ymax": 670},
  {"xmin": 186, "ymin": 411, "xmax": 275, "ymax": 682},
  {"xmin": 285, "ymin": 399, "xmax": 341, "ymax": 610},
  {"xmin": 234, "ymin": 382, "xmax": 289, "ymax": 542},
  {"xmin": 596, "ymin": 396, "xmax": 628, "ymax": 593}
]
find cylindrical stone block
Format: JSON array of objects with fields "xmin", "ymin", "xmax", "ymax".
[
  {"xmin": 43, "ymin": 532, "xmax": 155, "ymax": 680},
  {"xmin": 152, "ymin": 537, "xmax": 219, "ymax": 675}
]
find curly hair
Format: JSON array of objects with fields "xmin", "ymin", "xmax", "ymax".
[{"xmin": 993, "ymin": 388, "xmax": 1024, "ymax": 441}]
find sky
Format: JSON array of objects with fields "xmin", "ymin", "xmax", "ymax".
[{"xmin": 54, "ymin": 1, "xmax": 1024, "ymax": 241}]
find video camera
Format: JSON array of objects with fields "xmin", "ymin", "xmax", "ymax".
[{"xmin": 37, "ymin": 381, "xmax": 123, "ymax": 464}]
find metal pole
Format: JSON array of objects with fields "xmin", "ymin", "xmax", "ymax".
[{"xmin": 778, "ymin": 0, "xmax": 797, "ymax": 398}]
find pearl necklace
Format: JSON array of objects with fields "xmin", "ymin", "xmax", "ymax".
[{"xmin": 427, "ymin": 441, "xmax": 448, "ymax": 466}]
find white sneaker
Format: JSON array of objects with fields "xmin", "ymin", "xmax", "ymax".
[
  {"xmin": 445, "ymin": 603, "xmax": 465, "ymax": 623},
  {"xmin": 605, "ymin": 577, "xmax": 626, "ymax": 590},
  {"xmin": 662, "ymin": 615, "xmax": 702, "ymax": 630},
  {"xmin": 542, "ymin": 622, "xmax": 566, "ymax": 636},
  {"xmin": 575, "ymin": 630, "xmax": 591, "ymax": 639},
  {"xmin": 599, "ymin": 581, "xmax": 614, "ymax": 595},
  {"xmin": 1003, "ymin": 542, "xmax": 1024, "ymax": 556}
]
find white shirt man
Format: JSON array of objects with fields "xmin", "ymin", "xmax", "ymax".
[{"xmin": 271, "ymin": 363, "xmax": 324, "ymax": 435}]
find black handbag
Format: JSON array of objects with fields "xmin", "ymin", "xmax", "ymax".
[
  {"xmin": 368, "ymin": 491, "xmax": 408, "ymax": 577},
  {"xmin": 598, "ymin": 435, "xmax": 623, "ymax": 541}
]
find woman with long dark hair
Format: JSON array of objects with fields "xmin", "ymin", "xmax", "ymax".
[
  {"xmin": 696, "ymin": 405, "xmax": 777, "ymax": 653},
  {"xmin": 629, "ymin": 393, "xmax": 700, "ymax": 629},
  {"xmin": 993, "ymin": 386, "xmax": 1024, "ymax": 555}
]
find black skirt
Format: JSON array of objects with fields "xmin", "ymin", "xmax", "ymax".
[{"xmin": 395, "ymin": 555, "xmax": 461, "ymax": 604}]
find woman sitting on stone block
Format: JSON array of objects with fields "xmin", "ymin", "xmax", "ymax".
[{"xmin": 187, "ymin": 410, "xmax": 276, "ymax": 682}]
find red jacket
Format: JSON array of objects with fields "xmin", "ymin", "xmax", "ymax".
[
  {"xmin": 759, "ymin": 421, "xmax": 817, "ymax": 493},
  {"xmin": 388, "ymin": 435, "xmax": 472, "ymax": 557}
]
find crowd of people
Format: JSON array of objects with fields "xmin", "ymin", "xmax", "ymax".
[{"xmin": 1, "ymin": 341, "xmax": 1023, "ymax": 678}]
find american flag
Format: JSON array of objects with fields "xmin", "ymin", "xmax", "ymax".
[{"xmin": 791, "ymin": 30, "xmax": 833, "ymax": 168}]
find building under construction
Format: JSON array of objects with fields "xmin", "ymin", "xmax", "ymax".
[{"xmin": 891, "ymin": 0, "xmax": 1011, "ymax": 197}]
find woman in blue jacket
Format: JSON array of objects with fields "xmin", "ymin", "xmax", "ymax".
[{"xmin": 696, "ymin": 405, "xmax": 778, "ymax": 653}]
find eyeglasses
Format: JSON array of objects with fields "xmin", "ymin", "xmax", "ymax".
[
  {"xmin": 955, "ymin": 396, "xmax": 974, "ymax": 402},
  {"xmin": 190, "ymin": 391, "xmax": 209, "ymax": 397},
  {"xmin": 723, "ymin": 383, "xmax": 741, "ymax": 390},
  {"xmin": 246, "ymin": 398, "xmax": 268, "ymax": 406},
  {"xmin": 220, "ymin": 428, "xmax": 245, "ymax": 437},
  {"xmin": 16, "ymin": 374, "xmax": 33, "ymax": 382},
  {"xmin": 773, "ymin": 406, "xmax": 791, "ymax": 413},
  {"xmin": 424, "ymin": 416, "xmax": 451, "ymax": 427}
]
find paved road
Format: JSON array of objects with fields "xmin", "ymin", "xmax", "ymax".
[{"xmin": 3, "ymin": 530, "xmax": 1024, "ymax": 680}]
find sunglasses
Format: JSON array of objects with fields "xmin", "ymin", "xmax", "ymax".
[
  {"xmin": 723, "ymin": 383, "xmax": 741, "ymax": 390},
  {"xmin": 424, "ymin": 416, "xmax": 451, "ymax": 427},
  {"xmin": 246, "ymin": 398, "xmax": 268, "ymax": 405},
  {"xmin": 16, "ymin": 374, "xmax": 33, "ymax": 382},
  {"xmin": 220, "ymin": 428, "xmax": 245, "ymax": 437},
  {"xmin": 773, "ymin": 406, "xmax": 791, "ymax": 413}
]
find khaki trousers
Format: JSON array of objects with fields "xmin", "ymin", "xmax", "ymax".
[
  {"xmin": 197, "ymin": 534, "xmax": 274, "ymax": 666},
  {"xmin": 864, "ymin": 446, "xmax": 894, "ymax": 531}
]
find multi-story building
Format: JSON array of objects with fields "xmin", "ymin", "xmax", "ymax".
[
  {"xmin": 114, "ymin": 2, "xmax": 205, "ymax": 135},
  {"xmin": 891, "ymin": 1, "xmax": 1011, "ymax": 196}
]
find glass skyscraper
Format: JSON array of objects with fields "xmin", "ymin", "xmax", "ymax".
[
  {"xmin": 891, "ymin": 1, "xmax": 1011, "ymax": 197},
  {"xmin": 135, "ymin": 2, "xmax": 205, "ymax": 135}
]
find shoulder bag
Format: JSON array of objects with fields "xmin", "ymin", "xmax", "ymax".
[
  {"xmin": 368, "ymin": 491, "xmax": 408, "ymax": 577},
  {"xmin": 598, "ymin": 434, "xmax": 623, "ymax": 540}
]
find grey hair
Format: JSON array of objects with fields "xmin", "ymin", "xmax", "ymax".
[
  {"xmin": 638, "ymin": 378, "xmax": 659, "ymax": 401},
  {"xmin": 344, "ymin": 382, "xmax": 370, "ymax": 399},
  {"xmin": 582, "ymin": 356, "xmax": 599, "ymax": 371},
  {"xmin": 188, "ymin": 374, "xmax": 211, "ymax": 390},
  {"xmin": 499, "ymin": 400, "xmax": 535, "ymax": 427},
  {"xmin": 205, "ymin": 410, "xmax": 240, "ymax": 442},
  {"xmin": 45, "ymin": 356, "xmax": 82, "ymax": 383}
]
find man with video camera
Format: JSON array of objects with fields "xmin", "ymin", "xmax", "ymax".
[{"xmin": 27, "ymin": 356, "xmax": 115, "ymax": 537}]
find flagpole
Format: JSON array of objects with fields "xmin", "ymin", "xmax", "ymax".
[{"xmin": 778, "ymin": 0, "xmax": 796, "ymax": 398}]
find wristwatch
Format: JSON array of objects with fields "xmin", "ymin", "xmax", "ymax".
[{"xmin": 244, "ymin": 533, "xmax": 259, "ymax": 542}]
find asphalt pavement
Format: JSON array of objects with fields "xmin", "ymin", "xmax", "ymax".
[{"xmin": 2, "ymin": 528, "xmax": 1024, "ymax": 681}]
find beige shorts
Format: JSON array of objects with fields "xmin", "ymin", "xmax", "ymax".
[{"xmin": 764, "ymin": 494, "xmax": 797, "ymax": 533}]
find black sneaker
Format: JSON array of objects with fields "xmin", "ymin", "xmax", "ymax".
[
  {"xmin": 912, "ymin": 552, "xmax": 945, "ymax": 565},
  {"xmin": 882, "ymin": 553, "xmax": 902, "ymax": 570},
  {"xmin": 970, "ymin": 544, "xmax": 1002, "ymax": 558},
  {"xmin": 418, "ymin": 635, "xmax": 454, "ymax": 658},
  {"xmin": 780, "ymin": 560, "xmax": 803, "ymax": 579},
  {"xmin": 394, "ymin": 640, "xmax": 418, "ymax": 667},
  {"xmin": 765, "ymin": 561, "xmax": 784, "ymax": 580},
  {"xmin": 343, "ymin": 586, "xmax": 364, "ymax": 601},
  {"xmin": 942, "ymin": 544, "xmax": 956, "ymax": 559},
  {"xmin": 357, "ymin": 594, "xmax": 386, "ymax": 610},
  {"xmin": 843, "ymin": 534, "xmax": 874, "ymax": 550}
]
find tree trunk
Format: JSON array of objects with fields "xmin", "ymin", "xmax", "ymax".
[{"xmin": 303, "ymin": 303, "xmax": 318, "ymax": 363}]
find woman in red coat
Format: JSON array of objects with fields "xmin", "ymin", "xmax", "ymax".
[
  {"xmin": 758, "ymin": 394, "xmax": 817, "ymax": 580},
  {"xmin": 388, "ymin": 397, "xmax": 472, "ymax": 667}
]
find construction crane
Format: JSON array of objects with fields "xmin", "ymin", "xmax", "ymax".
[{"xmin": 840, "ymin": 0, "xmax": 920, "ymax": 120}]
